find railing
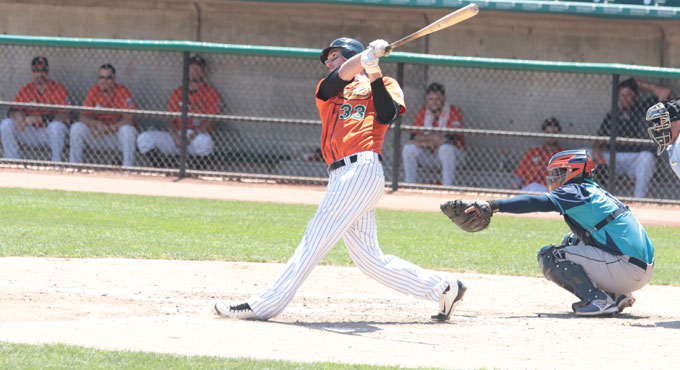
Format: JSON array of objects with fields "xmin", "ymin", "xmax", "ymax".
[{"xmin": 0, "ymin": 35, "xmax": 678, "ymax": 203}]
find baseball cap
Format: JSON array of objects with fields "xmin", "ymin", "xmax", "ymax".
[
  {"xmin": 542, "ymin": 117, "xmax": 562, "ymax": 132},
  {"xmin": 189, "ymin": 54, "xmax": 206, "ymax": 68},
  {"xmin": 31, "ymin": 56, "xmax": 49, "ymax": 68}
]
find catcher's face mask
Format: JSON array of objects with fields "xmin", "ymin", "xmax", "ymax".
[
  {"xmin": 646, "ymin": 102, "xmax": 673, "ymax": 156},
  {"xmin": 546, "ymin": 167, "xmax": 570, "ymax": 192}
]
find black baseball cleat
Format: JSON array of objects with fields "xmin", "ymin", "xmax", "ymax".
[
  {"xmin": 214, "ymin": 301, "xmax": 258, "ymax": 320},
  {"xmin": 431, "ymin": 280, "xmax": 467, "ymax": 321}
]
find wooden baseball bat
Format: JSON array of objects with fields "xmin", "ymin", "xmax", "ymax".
[{"xmin": 385, "ymin": 4, "xmax": 479, "ymax": 53}]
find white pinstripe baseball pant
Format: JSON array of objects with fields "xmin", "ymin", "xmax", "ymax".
[{"xmin": 248, "ymin": 151, "xmax": 452, "ymax": 320}]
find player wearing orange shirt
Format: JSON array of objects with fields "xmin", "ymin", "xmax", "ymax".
[
  {"xmin": 70, "ymin": 64, "xmax": 138, "ymax": 167},
  {"xmin": 137, "ymin": 55, "xmax": 221, "ymax": 160},
  {"xmin": 402, "ymin": 82, "xmax": 465, "ymax": 186},
  {"xmin": 1, "ymin": 57, "xmax": 70, "ymax": 162},
  {"xmin": 215, "ymin": 38, "xmax": 466, "ymax": 322},
  {"xmin": 513, "ymin": 117, "xmax": 564, "ymax": 193}
]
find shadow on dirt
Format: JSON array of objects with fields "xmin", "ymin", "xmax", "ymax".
[
  {"xmin": 273, "ymin": 319, "xmax": 458, "ymax": 336},
  {"xmin": 511, "ymin": 312, "xmax": 651, "ymax": 320}
]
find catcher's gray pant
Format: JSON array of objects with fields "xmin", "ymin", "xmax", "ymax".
[
  {"xmin": 402, "ymin": 143, "xmax": 464, "ymax": 186},
  {"xmin": 562, "ymin": 243, "xmax": 653, "ymax": 295},
  {"xmin": 0, "ymin": 118, "xmax": 67, "ymax": 162},
  {"xmin": 69, "ymin": 122, "xmax": 137, "ymax": 167},
  {"xmin": 247, "ymin": 151, "xmax": 452, "ymax": 320},
  {"xmin": 137, "ymin": 129, "xmax": 214, "ymax": 156}
]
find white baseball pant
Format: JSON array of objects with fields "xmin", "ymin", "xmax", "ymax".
[
  {"xmin": 69, "ymin": 122, "xmax": 137, "ymax": 167},
  {"xmin": 563, "ymin": 243, "xmax": 653, "ymax": 295},
  {"xmin": 602, "ymin": 151, "xmax": 655, "ymax": 198},
  {"xmin": 0, "ymin": 118, "xmax": 68, "ymax": 162},
  {"xmin": 247, "ymin": 151, "xmax": 452, "ymax": 320},
  {"xmin": 137, "ymin": 129, "xmax": 214, "ymax": 156},
  {"xmin": 402, "ymin": 143, "xmax": 464, "ymax": 186}
]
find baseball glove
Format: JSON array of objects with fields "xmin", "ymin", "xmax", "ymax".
[{"xmin": 440, "ymin": 199, "xmax": 492, "ymax": 232}]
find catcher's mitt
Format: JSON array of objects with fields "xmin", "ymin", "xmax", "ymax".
[{"xmin": 440, "ymin": 199, "xmax": 492, "ymax": 232}]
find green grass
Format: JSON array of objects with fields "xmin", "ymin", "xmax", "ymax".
[
  {"xmin": 0, "ymin": 342, "xmax": 441, "ymax": 370},
  {"xmin": 0, "ymin": 187, "xmax": 678, "ymax": 284},
  {"xmin": 0, "ymin": 187, "xmax": 677, "ymax": 369}
]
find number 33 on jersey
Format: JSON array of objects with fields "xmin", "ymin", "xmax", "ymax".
[{"xmin": 315, "ymin": 77, "xmax": 406, "ymax": 164}]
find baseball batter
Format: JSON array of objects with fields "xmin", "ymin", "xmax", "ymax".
[
  {"xmin": 646, "ymin": 99, "xmax": 680, "ymax": 180},
  {"xmin": 215, "ymin": 37, "xmax": 466, "ymax": 321},
  {"xmin": 456, "ymin": 150, "xmax": 654, "ymax": 316}
]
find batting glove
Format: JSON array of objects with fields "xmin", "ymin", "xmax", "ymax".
[
  {"xmin": 360, "ymin": 49, "xmax": 381, "ymax": 74},
  {"xmin": 368, "ymin": 39, "xmax": 390, "ymax": 57}
]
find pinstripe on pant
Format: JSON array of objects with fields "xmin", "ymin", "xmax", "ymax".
[{"xmin": 247, "ymin": 151, "xmax": 451, "ymax": 320}]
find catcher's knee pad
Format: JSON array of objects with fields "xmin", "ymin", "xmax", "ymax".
[
  {"xmin": 561, "ymin": 232, "xmax": 580, "ymax": 246},
  {"xmin": 537, "ymin": 245, "xmax": 605, "ymax": 302}
]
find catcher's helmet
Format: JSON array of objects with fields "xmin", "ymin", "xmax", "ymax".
[
  {"xmin": 320, "ymin": 37, "xmax": 364, "ymax": 65},
  {"xmin": 546, "ymin": 149, "xmax": 595, "ymax": 191},
  {"xmin": 646, "ymin": 99, "xmax": 680, "ymax": 156}
]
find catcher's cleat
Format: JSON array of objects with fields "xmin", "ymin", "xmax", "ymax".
[
  {"xmin": 214, "ymin": 302, "xmax": 258, "ymax": 320},
  {"xmin": 431, "ymin": 280, "xmax": 467, "ymax": 322},
  {"xmin": 573, "ymin": 297, "xmax": 618, "ymax": 317},
  {"xmin": 613, "ymin": 293, "xmax": 635, "ymax": 313}
]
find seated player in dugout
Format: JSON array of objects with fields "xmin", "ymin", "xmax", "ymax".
[
  {"xmin": 591, "ymin": 78, "xmax": 670, "ymax": 198},
  {"xmin": 645, "ymin": 99, "xmax": 680, "ymax": 180},
  {"xmin": 402, "ymin": 82, "xmax": 465, "ymax": 186},
  {"xmin": 1, "ymin": 56, "xmax": 70, "ymax": 162},
  {"xmin": 69, "ymin": 64, "xmax": 137, "ymax": 167},
  {"xmin": 460, "ymin": 150, "xmax": 654, "ymax": 316},
  {"xmin": 512, "ymin": 117, "xmax": 564, "ymax": 193},
  {"xmin": 137, "ymin": 55, "xmax": 222, "ymax": 163}
]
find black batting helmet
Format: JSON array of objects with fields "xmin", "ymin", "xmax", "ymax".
[{"xmin": 320, "ymin": 37, "xmax": 364, "ymax": 64}]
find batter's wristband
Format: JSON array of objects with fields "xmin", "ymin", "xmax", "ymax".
[{"xmin": 487, "ymin": 200, "xmax": 500, "ymax": 213}]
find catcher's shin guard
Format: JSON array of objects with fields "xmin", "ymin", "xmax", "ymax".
[{"xmin": 537, "ymin": 245, "xmax": 608, "ymax": 302}]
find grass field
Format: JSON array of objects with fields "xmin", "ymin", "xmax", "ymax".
[
  {"xmin": 1, "ymin": 187, "xmax": 678, "ymax": 369},
  {"xmin": 0, "ymin": 342, "xmax": 432, "ymax": 370}
]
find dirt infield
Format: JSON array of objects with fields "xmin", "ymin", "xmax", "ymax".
[{"xmin": 1, "ymin": 169, "xmax": 679, "ymax": 370}]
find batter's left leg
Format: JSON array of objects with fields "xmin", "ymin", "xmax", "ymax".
[
  {"xmin": 343, "ymin": 210, "xmax": 450, "ymax": 301},
  {"xmin": 343, "ymin": 210, "xmax": 462, "ymax": 320}
]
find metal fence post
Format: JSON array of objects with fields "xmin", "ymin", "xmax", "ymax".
[
  {"xmin": 391, "ymin": 62, "xmax": 405, "ymax": 192},
  {"xmin": 608, "ymin": 74, "xmax": 619, "ymax": 194},
  {"xmin": 178, "ymin": 51, "xmax": 190, "ymax": 179}
]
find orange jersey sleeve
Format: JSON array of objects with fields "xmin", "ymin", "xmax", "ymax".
[
  {"xmin": 82, "ymin": 84, "xmax": 136, "ymax": 125},
  {"xmin": 315, "ymin": 76, "xmax": 405, "ymax": 164},
  {"xmin": 14, "ymin": 80, "xmax": 70, "ymax": 118},
  {"xmin": 514, "ymin": 145, "xmax": 564, "ymax": 186},
  {"xmin": 170, "ymin": 83, "xmax": 222, "ymax": 130},
  {"xmin": 410, "ymin": 104, "xmax": 464, "ymax": 148}
]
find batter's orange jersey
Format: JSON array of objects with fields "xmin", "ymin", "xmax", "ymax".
[
  {"xmin": 514, "ymin": 144, "xmax": 564, "ymax": 186},
  {"xmin": 82, "ymin": 84, "xmax": 136, "ymax": 126},
  {"xmin": 411, "ymin": 104, "xmax": 465, "ymax": 149},
  {"xmin": 13, "ymin": 80, "xmax": 70, "ymax": 126},
  {"xmin": 315, "ymin": 77, "xmax": 406, "ymax": 165},
  {"xmin": 168, "ymin": 82, "xmax": 222, "ymax": 131}
]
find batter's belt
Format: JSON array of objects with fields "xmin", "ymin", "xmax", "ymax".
[{"xmin": 329, "ymin": 153, "xmax": 382, "ymax": 172}]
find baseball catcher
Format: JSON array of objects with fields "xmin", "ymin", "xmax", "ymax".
[
  {"xmin": 440, "ymin": 199, "xmax": 492, "ymax": 232},
  {"xmin": 441, "ymin": 149, "xmax": 654, "ymax": 317}
]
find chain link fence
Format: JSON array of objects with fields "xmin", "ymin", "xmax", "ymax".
[{"xmin": 0, "ymin": 36, "xmax": 678, "ymax": 202}]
